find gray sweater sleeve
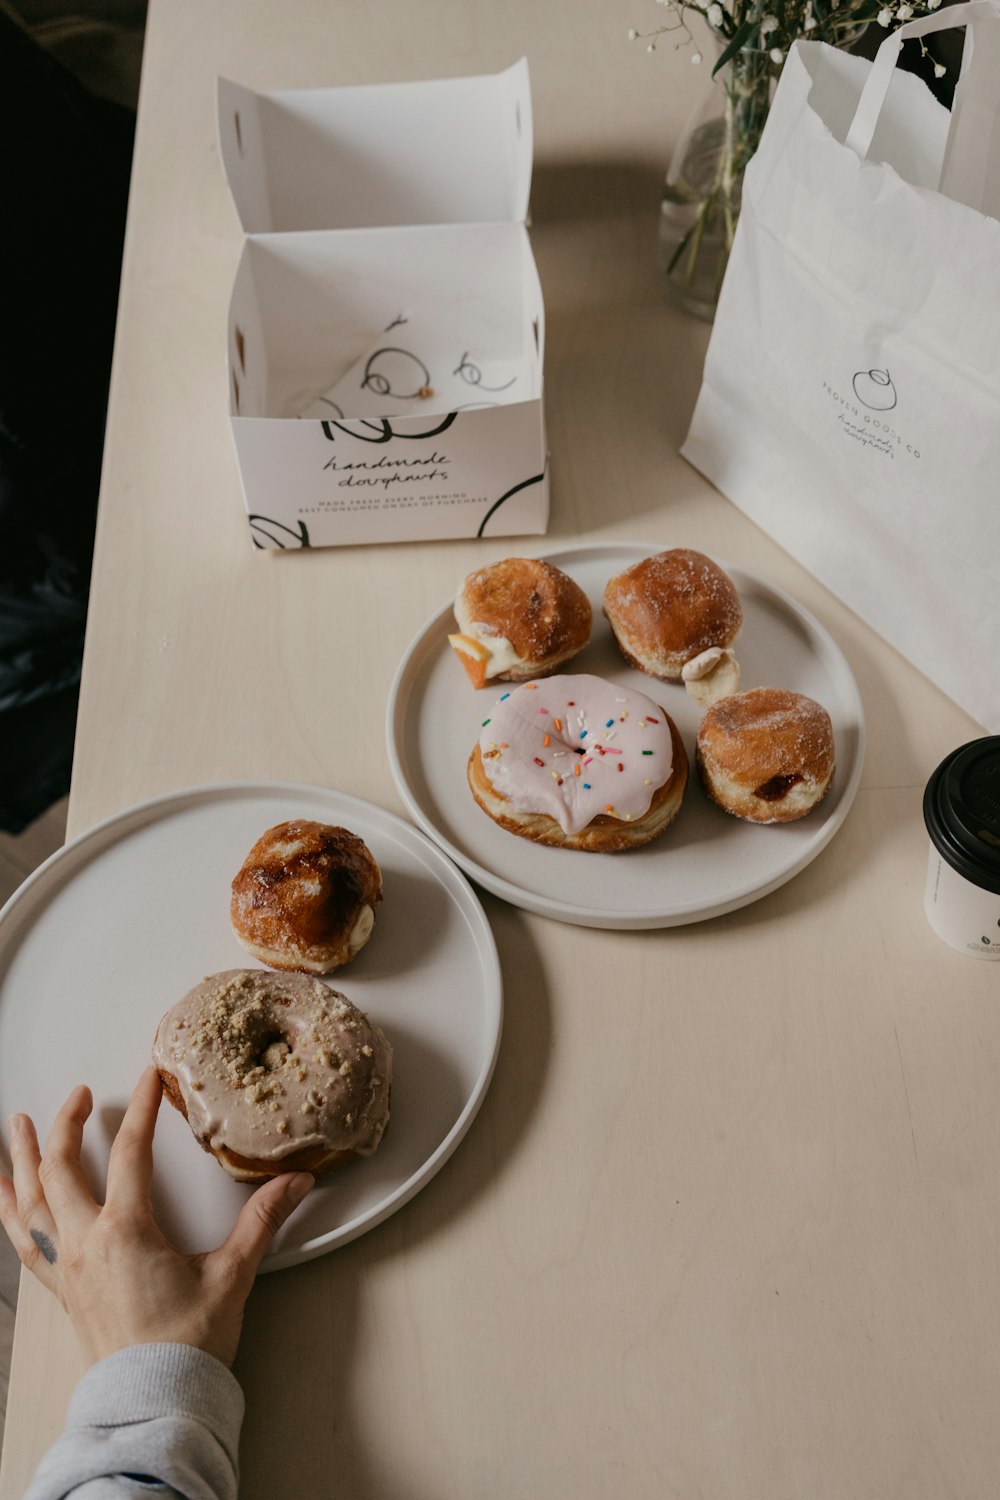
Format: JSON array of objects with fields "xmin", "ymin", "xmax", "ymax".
[{"xmin": 23, "ymin": 1343, "xmax": 244, "ymax": 1500}]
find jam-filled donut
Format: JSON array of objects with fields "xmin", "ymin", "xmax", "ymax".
[
  {"xmin": 153, "ymin": 969, "xmax": 392, "ymax": 1182},
  {"xmin": 603, "ymin": 549, "xmax": 742, "ymax": 705},
  {"xmin": 696, "ymin": 687, "xmax": 835, "ymax": 824},
  {"xmin": 468, "ymin": 673, "xmax": 688, "ymax": 851},
  {"xmin": 448, "ymin": 557, "xmax": 592, "ymax": 689},
  {"xmin": 231, "ymin": 821, "xmax": 381, "ymax": 973}
]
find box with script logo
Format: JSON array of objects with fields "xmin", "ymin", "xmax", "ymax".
[{"xmin": 218, "ymin": 61, "xmax": 547, "ymax": 549}]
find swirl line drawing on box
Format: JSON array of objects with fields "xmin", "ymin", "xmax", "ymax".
[
  {"xmin": 298, "ymin": 396, "xmax": 345, "ymax": 420},
  {"xmin": 476, "ymin": 468, "xmax": 546, "ymax": 538},
  {"xmin": 320, "ymin": 413, "xmax": 459, "ymax": 445},
  {"xmin": 361, "ymin": 346, "xmax": 433, "ymax": 400},
  {"xmin": 249, "ymin": 515, "xmax": 311, "ymax": 550},
  {"xmin": 454, "ymin": 351, "xmax": 516, "ymax": 393}
]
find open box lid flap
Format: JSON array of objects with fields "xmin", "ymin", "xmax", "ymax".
[{"xmin": 219, "ymin": 59, "xmax": 533, "ymax": 234}]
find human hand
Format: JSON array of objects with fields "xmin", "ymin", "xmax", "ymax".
[{"xmin": 0, "ymin": 1067, "xmax": 313, "ymax": 1368}]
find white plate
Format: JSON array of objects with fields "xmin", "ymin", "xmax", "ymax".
[
  {"xmin": 387, "ymin": 543, "xmax": 865, "ymax": 929},
  {"xmin": 0, "ymin": 783, "xmax": 501, "ymax": 1271}
]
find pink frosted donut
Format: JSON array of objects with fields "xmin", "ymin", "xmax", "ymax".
[{"xmin": 467, "ymin": 673, "xmax": 688, "ymax": 852}]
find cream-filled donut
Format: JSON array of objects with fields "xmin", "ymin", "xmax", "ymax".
[
  {"xmin": 153, "ymin": 969, "xmax": 391, "ymax": 1182},
  {"xmin": 448, "ymin": 557, "xmax": 592, "ymax": 688},
  {"xmin": 603, "ymin": 549, "xmax": 742, "ymax": 698},
  {"xmin": 231, "ymin": 821, "xmax": 381, "ymax": 974},
  {"xmin": 468, "ymin": 673, "xmax": 688, "ymax": 851}
]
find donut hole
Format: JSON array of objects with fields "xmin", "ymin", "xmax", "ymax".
[{"xmin": 258, "ymin": 1033, "xmax": 292, "ymax": 1071}]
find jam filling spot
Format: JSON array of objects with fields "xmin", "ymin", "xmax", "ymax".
[{"xmin": 754, "ymin": 773, "xmax": 803, "ymax": 802}]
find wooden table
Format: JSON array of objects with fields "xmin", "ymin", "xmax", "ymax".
[{"xmin": 3, "ymin": 3, "xmax": 998, "ymax": 1496}]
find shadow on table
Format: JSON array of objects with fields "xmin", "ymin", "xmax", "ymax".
[
  {"xmin": 236, "ymin": 896, "xmax": 550, "ymax": 1499},
  {"xmin": 531, "ymin": 156, "xmax": 664, "ymax": 223}
]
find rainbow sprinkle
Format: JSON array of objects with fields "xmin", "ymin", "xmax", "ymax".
[
  {"xmin": 482, "ymin": 719, "xmax": 491, "ymax": 726},
  {"xmin": 641, "ymin": 749, "xmax": 653, "ymax": 756},
  {"xmin": 583, "ymin": 783, "xmax": 591, "ymax": 789},
  {"xmin": 543, "ymin": 734, "xmax": 550, "ymax": 747},
  {"xmin": 500, "ymin": 693, "xmax": 510, "ymax": 700},
  {"xmin": 554, "ymin": 717, "xmax": 563, "ymax": 732},
  {"xmin": 605, "ymin": 719, "xmax": 614, "ymax": 728},
  {"xmin": 534, "ymin": 756, "xmax": 544, "ymax": 767}
]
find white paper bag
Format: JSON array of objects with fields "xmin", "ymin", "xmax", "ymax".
[{"xmin": 682, "ymin": 5, "xmax": 1000, "ymax": 730}]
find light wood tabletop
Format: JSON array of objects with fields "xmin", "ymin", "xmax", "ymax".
[{"xmin": 2, "ymin": 2, "xmax": 997, "ymax": 1496}]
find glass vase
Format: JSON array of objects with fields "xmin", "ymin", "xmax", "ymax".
[{"xmin": 658, "ymin": 53, "xmax": 773, "ymax": 322}]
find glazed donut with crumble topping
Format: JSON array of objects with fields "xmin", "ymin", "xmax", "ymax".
[
  {"xmin": 231, "ymin": 820, "xmax": 381, "ymax": 974},
  {"xmin": 152, "ymin": 969, "xmax": 391, "ymax": 1182},
  {"xmin": 603, "ymin": 549, "xmax": 743, "ymax": 703},
  {"xmin": 696, "ymin": 687, "xmax": 835, "ymax": 824},
  {"xmin": 468, "ymin": 672, "xmax": 687, "ymax": 852},
  {"xmin": 448, "ymin": 557, "xmax": 592, "ymax": 689}
]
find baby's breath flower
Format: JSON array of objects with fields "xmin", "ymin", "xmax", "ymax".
[
  {"xmin": 877, "ymin": 6, "xmax": 893, "ymax": 24},
  {"xmin": 627, "ymin": 26, "xmax": 638, "ymax": 39},
  {"xmin": 761, "ymin": 13, "xmax": 779, "ymax": 33},
  {"xmin": 769, "ymin": 46, "xmax": 784, "ymax": 62},
  {"xmin": 896, "ymin": 3, "xmax": 913, "ymax": 16},
  {"xmin": 933, "ymin": 61, "xmax": 946, "ymax": 76},
  {"xmin": 927, "ymin": 0, "xmax": 942, "ymax": 7},
  {"xmin": 647, "ymin": 40, "xmax": 657, "ymax": 50},
  {"xmin": 707, "ymin": 2, "xmax": 725, "ymax": 23},
  {"xmin": 691, "ymin": 49, "xmax": 703, "ymax": 62}
]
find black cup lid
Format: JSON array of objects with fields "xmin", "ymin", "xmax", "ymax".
[{"xmin": 923, "ymin": 736, "xmax": 1000, "ymax": 896}]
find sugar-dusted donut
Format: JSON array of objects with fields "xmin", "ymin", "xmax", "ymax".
[
  {"xmin": 603, "ymin": 549, "xmax": 742, "ymax": 701},
  {"xmin": 468, "ymin": 673, "xmax": 688, "ymax": 851},
  {"xmin": 153, "ymin": 969, "xmax": 391, "ymax": 1182},
  {"xmin": 231, "ymin": 821, "xmax": 381, "ymax": 974},
  {"xmin": 448, "ymin": 557, "xmax": 592, "ymax": 688},
  {"xmin": 696, "ymin": 687, "xmax": 835, "ymax": 824}
]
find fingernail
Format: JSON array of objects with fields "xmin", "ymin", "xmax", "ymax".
[{"xmin": 287, "ymin": 1173, "xmax": 314, "ymax": 1207}]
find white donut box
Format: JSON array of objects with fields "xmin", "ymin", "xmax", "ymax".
[{"xmin": 217, "ymin": 60, "xmax": 549, "ymax": 550}]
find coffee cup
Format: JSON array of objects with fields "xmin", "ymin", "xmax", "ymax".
[{"xmin": 923, "ymin": 736, "xmax": 1000, "ymax": 959}]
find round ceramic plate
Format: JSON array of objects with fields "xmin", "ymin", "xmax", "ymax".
[
  {"xmin": 387, "ymin": 543, "xmax": 865, "ymax": 928},
  {"xmin": 0, "ymin": 783, "xmax": 502, "ymax": 1271}
]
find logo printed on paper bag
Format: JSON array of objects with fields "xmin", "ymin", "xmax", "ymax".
[
  {"xmin": 820, "ymin": 363, "xmax": 920, "ymax": 461},
  {"xmin": 852, "ymin": 368, "xmax": 897, "ymax": 411}
]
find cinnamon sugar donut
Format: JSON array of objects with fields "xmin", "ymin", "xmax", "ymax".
[
  {"xmin": 696, "ymin": 688, "xmax": 835, "ymax": 824},
  {"xmin": 231, "ymin": 821, "xmax": 382, "ymax": 974},
  {"xmin": 468, "ymin": 673, "xmax": 688, "ymax": 851},
  {"xmin": 603, "ymin": 550, "xmax": 742, "ymax": 697},
  {"xmin": 448, "ymin": 557, "xmax": 591, "ymax": 688},
  {"xmin": 153, "ymin": 969, "xmax": 392, "ymax": 1183}
]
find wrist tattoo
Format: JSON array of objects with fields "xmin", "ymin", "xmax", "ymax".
[{"xmin": 30, "ymin": 1229, "xmax": 58, "ymax": 1265}]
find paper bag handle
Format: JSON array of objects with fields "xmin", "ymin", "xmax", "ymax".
[{"xmin": 845, "ymin": 0, "xmax": 1000, "ymax": 216}]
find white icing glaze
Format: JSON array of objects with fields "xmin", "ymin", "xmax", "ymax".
[
  {"xmin": 453, "ymin": 594, "xmax": 522, "ymax": 678},
  {"xmin": 478, "ymin": 674, "xmax": 673, "ymax": 836}
]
